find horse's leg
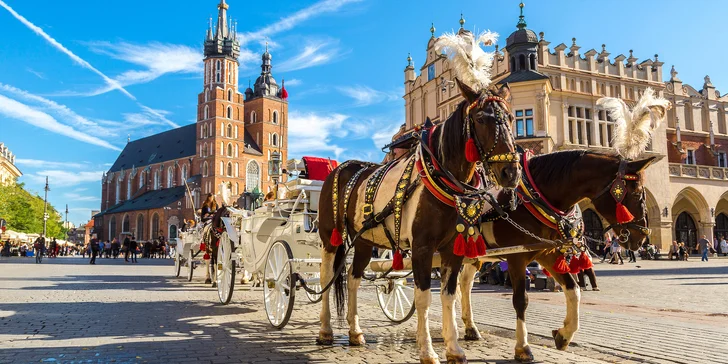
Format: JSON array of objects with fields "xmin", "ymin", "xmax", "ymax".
[
  {"xmin": 347, "ymin": 245, "xmax": 371, "ymax": 346},
  {"xmin": 440, "ymin": 251, "xmax": 467, "ymax": 363},
  {"xmin": 537, "ymin": 254, "xmax": 580, "ymax": 350},
  {"xmin": 508, "ymin": 256, "xmax": 533, "ymax": 362},
  {"xmin": 412, "ymin": 247, "xmax": 439, "ymax": 364},
  {"xmin": 317, "ymin": 247, "xmax": 336, "ymax": 345},
  {"xmin": 459, "ymin": 262, "xmax": 482, "ymax": 341}
]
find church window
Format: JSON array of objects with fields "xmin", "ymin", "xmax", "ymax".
[
  {"xmin": 220, "ymin": 141, "xmax": 224, "ymax": 156},
  {"xmin": 272, "ymin": 133, "xmax": 278, "ymax": 147},
  {"xmin": 115, "ymin": 180, "xmax": 120, "ymax": 204},
  {"xmin": 203, "ymin": 106, "xmax": 209, "ymax": 121},
  {"xmin": 154, "ymin": 170, "xmax": 160, "ymax": 190},
  {"xmin": 235, "ymin": 144, "xmax": 238, "ymax": 157},
  {"xmin": 234, "ymin": 182, "xmax": 239, "ymax": 195},
  {"xmin": 235, "ymin": 162, "xmax": 239, "ymax": 177},
  {"xmin": 228, "ymin": 89, "xmax": 232, "ymax": 101},
  {"xmin": 227, "ymin": 162, "xmax": 233, "ymax": 177},
  {"xmin": 227, "ymin": 106, "xmax": 232, "ymax": 119},
  {"xmin": 167, "ymin": 166, "xmax": 174, "ymax": 188},
  {"xmin": 216, "ymin": 60, "xmax": 221, "ymax": 83},
  {"xmin": 220, "ymin": 161, "xmax": 224, "ymax": 176},
  {"xmin": 139, "ymin": 171, "xmax": 145, "ymax": 188},
  {"xmin": 519, "ymin": 55, "xmax": 526, "ymax": 71},
  {"xmin": 234, "ymin": 125, "xmax": 238, "ymax": 139},
  {"xmin": 427, "ymin": 64, "xmax": 435, "ymax": 81},
  {"xmin": 203, "ymin": 142, "xmax": 208, "ymax": 157},
  {"xmin": 203, "ymin": 162, "xmax": 209, "ymax": 177},
  {"xmin": 181, "ymin": 164, "xmax": 188, "ymax": 183},
  {"xmin": 251, "ymin": 111, "xmax": 257, "ymax": 123},
  {"xmin": 272, "ymin": 111, "xmax": 278, "ymax": 124},
  {"xmin": 227, "ymin": 123, "xmax": 232, "ymax": 137},
  {"xmin": 221, "ymin": 123, "xmax": 224, "ymax": 137},
  {"xmin": 510, "ymin": 57, "xmax": 516, "ymax": 72},
  {"xmin": 529, "ymin": 54, "xmax": 536, "ymax": 70},
  {"xmin": 205, "ymin": 88, "xmax": 209, "ymax": 102},
  {"xmin": 126, "ymin": 176, "xmax": 131, "ymax": 200},
  {"xmin": 246, "ymin": 161, "xmax": 260, "ymax": 191},
  {"xmin": 227, "ymin": 143, "xmax": 233, "ymax": 157},
  {"xmin": 209, "ymin": 141, "xmax": 213, "ymax": 155}
]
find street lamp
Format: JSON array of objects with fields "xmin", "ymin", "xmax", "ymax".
[
  {"xmin": 268, "ymin": 151, "xmax": 282, "ymax": 199},
  {"xmin": 42, "ymin": 176, "xmax": 50, "ymax": 237},
  {"xmin": 662, "ymin": 207, "xmax": 669, "ymax": 218}
]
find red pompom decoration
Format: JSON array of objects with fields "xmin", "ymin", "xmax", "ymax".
[
  {"xmin": 465, "ymin": 138, "xmax": 479, "ymax": 163},
  {"xmin": 392, "ymin": 250, "xmax": 404, "ymax": 271},
  {"xmin": 475, "ymin": 235, "xmax": 487, "ymax": 256},
  {"xmin": 199, "ymin": 243, "xmax": 207, "ymax": 251},
  {"xmin": 579, "ymin": 251, "xmax": 593, "ymax": 270},
  {"xmin": 330, "ymin": 227, "xmax": 343, "ymax": 247},
  {"xmin": 453, "ymin": 234, "xmax": 466, "ymax": 256},
  {"xmin": 465, "ymin": 236, "xmax": 478, "ymax": 258},
  {"xmin": 203, "ymin": 253, "xmax": 210, "ymax": 260},
  {"xmin": 542, "ymin": 268, "xmax": 552, "ymax": 277},
  {"xmin": 615, "ymin": 202, "xmax": 634, "ymax": 224},
  {"xmin": 568, "ymin": 255, "xmax": 582, "ymax": 274},
  {"xmin": 552, "ymin": 255, "xmax": 570, "ymax": 274}
]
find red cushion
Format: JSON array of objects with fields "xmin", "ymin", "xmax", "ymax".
[{"xmin": 302, "ymin": 156, "xmax": 338, "ymax": 181}]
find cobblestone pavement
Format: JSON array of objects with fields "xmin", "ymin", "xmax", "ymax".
[{"xmin": 0, "ymin": 256, "xmax": 726, "ymax": 363}]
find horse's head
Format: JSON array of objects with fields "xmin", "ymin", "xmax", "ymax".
[
  {"xmin": 591, "ymin": 157, "xmax": 656, "ymax": 251},
  {"xmin": 457, "ymin": 79, "xmax": 521, "ymax": 188}
]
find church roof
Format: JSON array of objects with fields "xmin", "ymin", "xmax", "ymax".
[
  {"xmin": 243, "ymin": 129, "xmax": 263, "ymax": 156},
  {"xmin": 97, "ymin": 186, "xmax": 186, "ymax": 216},
  {"xmin": 108, "ymin": 124, "xmax": 196, "ymax": 173}
]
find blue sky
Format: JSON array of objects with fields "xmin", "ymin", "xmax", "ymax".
[{"xmin": 0, "ymin": 0, "xmax": 725, "ymax": 226}]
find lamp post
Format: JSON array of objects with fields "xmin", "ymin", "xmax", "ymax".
[
  {"xmin": 268, "ymin": 151, "xmax": 282, "ymax": 199},
  {"xmin": 42, "ymin": 176, "xmax": 50, "ymax": 237}
]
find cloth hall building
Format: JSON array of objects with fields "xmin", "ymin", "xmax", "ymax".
[
  {"xmin": 94, "ymin": 0, "xmax": 288, "ymax": 243},
  {"xmin": 402, "ymin": 5, "xmax": 728, "ymax": 252}
]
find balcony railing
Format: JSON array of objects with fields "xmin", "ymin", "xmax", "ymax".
[{"xmin": 668, "ymin": 163, "xmax": 728, "ymax": 180}]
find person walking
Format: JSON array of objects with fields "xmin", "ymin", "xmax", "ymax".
[
  {"xmin": 123, "ymin": 235, "xmax": 131, "ymax": 262},
  {"xmin": 720, "ymin": 236, "xmax": 728, "ymax": 257},
  {"xmin": 577, "ymin": 267, "xmax": 599, "ymax": 291},
  {"xmin": 698, "ymin": 235, "xmax": 712, "ymax": 262},
  {"xmin": 89, "ymin": 237, "xmax": 99, "ymax": 264},
  {"xmin": 610, "ymin": 235, "xmax": 624, "ymax": 264},
  {"xmin": 33, "ymin": 235, "xmax": 46, "ymax": 263},
  {"xmin": 600, "ymin": 235, "xmax": 612, "ymax": 263},
  {"xmin": 627, "ymin": 247, "xmax": 637, "ymax": 263},
  {"xmin": 129, "ymin": 236, "xmax": 138, "ymax": 263}
]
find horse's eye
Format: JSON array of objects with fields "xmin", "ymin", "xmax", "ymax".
[{"xmin": 475, "ymin": 111, "xmax": 487, "ymax": 121}]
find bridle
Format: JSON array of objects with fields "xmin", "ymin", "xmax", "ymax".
[
  {"xmin": 594, "ymin": 159, "xmax": 651, "ymax": 243},
  {"xmin": 464, "ymin": 93, "xmax": 520, "ymax": 167}
]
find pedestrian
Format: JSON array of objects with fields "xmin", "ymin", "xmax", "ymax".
[
  {"xmin": 628, "ymin": 247, "xmax": 637, "ymax": 263},
  {"xmin": 669, "ymin": 241, "xmax": 679, "ymax": 260},
  {"xmin": 720, "ymin": 236, "xmax": 728, "ymax": 257},
  {"xmin": 577, "ymin": 267, "xmax": 599, "ymax": 291},
  {"xmin": 610, "ymin": 235, "xmax": 624, "ymax": 265},
  {"xmin": 697, "ymin": 235, "xmax": 712, "ymax": 262},
  {"xmin": 601, "ymin": 234, "xmax": 612, "ymax": 263},
  {"xmin": 89, "ymin": 237, "xmax": 99, "ymax": 264},
  {"xmin": 98, "ymin": 240, "xmax": 105, "ymax": 260},
  {"xmin": 130, "ymin": 236, "xmax": 138, "ymax": 263}
]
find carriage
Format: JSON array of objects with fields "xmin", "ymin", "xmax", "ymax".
[{"xmin": 172, "ymin": 223, "xmax": 207, "ymax": 282}]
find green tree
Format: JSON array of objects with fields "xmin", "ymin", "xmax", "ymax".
[{"xmin": 0, "ymin": 182, "xmax": 67, "ymax": 238}]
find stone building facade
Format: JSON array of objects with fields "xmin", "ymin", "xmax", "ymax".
[
  {"xmin": 402, "ymin": 5, "xmax": 728, "ymax": 252},
  {"xmin": 94, "ymin": 0, "xmax": 288, "ymax": 243},
  {"xmin": 0, "ymin": 142, "xmax": 21, "ymax": 185}
]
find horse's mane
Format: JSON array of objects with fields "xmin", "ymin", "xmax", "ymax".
[
  {"xmin": 436, "ymin": 100, "xmax": 466, "ymax": 163},
  {"xmin": 527, "ymin": 150, "xmax": 618, "ymax": 187}
]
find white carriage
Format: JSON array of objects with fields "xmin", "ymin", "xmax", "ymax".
[
  {"xmin": 173, "ymin": 221, "xmax": 208, "ymax": 282},
  {"xmin": 214, "ymin": 156, "xmax": 416, "ymax": 328}
]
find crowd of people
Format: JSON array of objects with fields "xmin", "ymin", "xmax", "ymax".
[{"xmin": 84, "ymin": 232, "xmax": 173, "ymax": 265}]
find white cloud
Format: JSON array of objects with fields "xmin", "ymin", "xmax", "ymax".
[
  {"xmin": 284, "ymin": 79, "xmax": 302, "ymax": 87},
  {"xmin": 73, "ymin": 187, "xmax": 88, "ymax": 192},
  {"xmin": 27, "ymin": 170, "xmax": 103, "ymax": 187},
  {"xmin": 372, "ymin": 124, "xmax": 403, "ymax": 149},
  {"xmin": 62, "ymin": 192, "xmax": 100, "ymax": 202},
  {"xmin": 0, "ymin": 0, "xmax": 134, "ymax": 100},
  {"xmin": 0, "ymin": 94, "xmax": 120, "ymax": 151},
  {"xmin": 15, "ymin": 159, "xmax": 85, "ymax": 169},
  {"xmin": 337, "ymin": 85, "xmax": 400, "ymax": 106},
  {"xmin": 288, "ymin": 111, "xmax": 348, "ymax": 158},
  {"xmin": 26, "ymin": 68, "xmax": 45, "ymax": 79},
  {"xmin": 278, "ymin": 39, "xmax": 342, "ymax": 72}
]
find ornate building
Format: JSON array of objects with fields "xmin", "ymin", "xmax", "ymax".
[
  {"xmin": 0, "ymin": 142, "xmax": 21, "ymax": 185},
  {"xmin": 402, "ymin": 4, "xmax": 728, "ymax": 251},
  {"xmin": 94, "ymin": 0, "xmax": 288, "ymax": 243}
]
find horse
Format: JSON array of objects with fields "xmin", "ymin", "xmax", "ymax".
[
  {"xmin": 456, "ymin": 150, "xmax": 655, "ymax": 362},
  {"xmin": 318, "ymin": 79, "xmax": 521, "ymax": 363},
  {"xmin": 201, "ymin": 207, "xmax": 231, "ymax": 287}
]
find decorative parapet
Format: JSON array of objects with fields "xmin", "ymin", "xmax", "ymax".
[{"xmin": 669, "ymin": 163, "xmax": 728, "ymax": 181}]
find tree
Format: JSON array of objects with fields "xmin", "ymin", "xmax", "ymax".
[{"xmin": 0, "ymin": 182, "xmax": 67, "ymax": 238}]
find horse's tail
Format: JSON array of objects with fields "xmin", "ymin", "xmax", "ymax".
[{"xmin": 333, "ymin": 242, "xmax": 347, "ymax": 318}]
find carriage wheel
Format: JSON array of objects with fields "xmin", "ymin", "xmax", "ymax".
[
  {"xmin": 216, "ymin": 232, "xmax": 236, "ymax": 305},
  {"xmin": 263, "ymin": 240, "xmax": 295, "ymax": 329},
  {"xmin": 376, "ymin": 277, "xmax": 416, "ymax": 323},
  {"xmin": 187, "ymin": 249, "xmax": 195, "ymax": 282},
  {"xmin": 304, "ymin": 272, "xmax": 323, "ymax": 303},
  {"xmin": 174, "ymin": 250, "xmax": 182, "ymax": 277}
]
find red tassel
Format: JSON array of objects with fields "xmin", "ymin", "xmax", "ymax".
[
  {"xmin": 199, "ymin": 243, "xmax": 206, "ymax": 251},
  {"xmin": 475, "ymin": 235, "xmax": 487, "ymax": 256},
  {"xmin": 465, "ymin": 236, "xmax": 477, "ymax": 258},
  {"xmin": 568, "ymin": 255, "xmax": 582, "ymax": 274},
  {"xmin": 392, "ymin": 250, "xmax": 404, "ymax": 271},
  {"xmin": 215, "ymin": 239, "xmax": 220, "ymax": 247},
  {"xmin": 465, "ymin": 138, "xmax": 479, "ymax": 163},
  {"xmin": 615, "ymin": 202, "xmax": 634, "ymax": 224},
  {"xmin": 579, "ymin": 251, "xmax": 593, "ymax": 270},
  {"xmin": 453, "ymin": 234, "xmax": 466, "ymax": 256},
  {"xmin": 330, "ymin": 228, "xmax": 343, "ymax": 247},
  {"xmin": 203, "ymin": 253, "xmax": 210, "ymax": 260},
  {"xmin": 553, "ymin": 255, "xmax": 570, "ymax": 274},
  {"xmin": 543, "ymin": 268, "xmax": 552, "ymax": 277}
]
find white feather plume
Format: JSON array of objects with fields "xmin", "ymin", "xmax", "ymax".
[
  {"xmin": 597, "ymin": 88, "xmax": 671, "ymax": 159},
  {"xmin": 434, "ymin": 30, "xmax": 498, "ymax": 92}
]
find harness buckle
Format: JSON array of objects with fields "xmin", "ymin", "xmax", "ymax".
[{"xmin": 362, "ymin": 203, "xmax": 373, "ymax": 216}]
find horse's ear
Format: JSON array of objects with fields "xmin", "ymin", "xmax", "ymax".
[
  {"xmin": 627, "ymin": 156, "xmax": 657, "ymax": 173},
  {"xmin": 497, "ymin": 83, "xmax": 512, "ymax": 103},
  {"xmin": 456, "ymin": 78, "xmax": 478, "ymax": 104}
]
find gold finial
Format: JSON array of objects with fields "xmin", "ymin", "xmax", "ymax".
[
  {"xmin": 430, "ymin": 22, "xmax": 436, "ymax": 37},
  {"xmin": 459, "ymin": 13, "xmax": 465, "ymax": 28}
]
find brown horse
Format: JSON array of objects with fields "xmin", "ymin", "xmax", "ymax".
[
  {"xmin": 202, "ymin": 207, "xmax": 231, "ymax": 287},
  {"xmin": 457, "ymin": 150, "xmax": 655, "ymax": 362},
  {"xmin": 318, "ymin": 80, "xmax": 521, "ymax": 363}
]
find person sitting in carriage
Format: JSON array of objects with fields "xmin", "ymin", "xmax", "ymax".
[{"xmin": 200, "ymin": 193, "xmax": 218, "ymax": 223}]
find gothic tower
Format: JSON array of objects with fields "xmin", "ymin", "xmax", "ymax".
[{"xmin": 196, "ymin": 0, "xmax": 246, "ymax": 196}]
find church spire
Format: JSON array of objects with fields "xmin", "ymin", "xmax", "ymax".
[
  {"xmin": 216, "ymin": 0, "xmax": 229, "ymax": 39},
  {"xmin": 516, "ymin": 2, "xmax": 527, "ymax": 30}
]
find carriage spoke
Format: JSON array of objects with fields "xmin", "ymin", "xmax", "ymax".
[{"xmin": 395, "ymin": 289, "xmax": 405, "ymax": 319}]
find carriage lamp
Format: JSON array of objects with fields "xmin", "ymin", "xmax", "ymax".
[{"xmin": 269, "ymin": 151, "xmax": 282, "ymax": 183}]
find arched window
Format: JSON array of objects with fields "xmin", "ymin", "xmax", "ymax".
[
  {"xmin": 529, "ymin": 54, "xmax": 536, "ymax": 70},
  {"xmin": 234, "ymin": 125, "xmax": 238, "ymax": 139},
  {"xmin": 204, "ymin": 105, "xmax": 209, "ymax": 120},
  {"xmin": 215, "ymin": 60, "xmax": 221, "ymax": 83},
  {"xmin": 203, "ymin": 162, "xmax": 209, "ymax": 177},
  {"xmin": 228, "ymin": 89, "xmax": 232, "ymax": 101},
  {"xmin": 227, "ymin": 162, "xmax": 233, "ymax": 177},
  {"xmin": 136, "ymin": 214, "xmax": 144, "ymax": 240},
  {"xmin": 204, "ymin": 88, "xmax": 209, "ymax": 102},
  {"xmin": 272, "ymin": 133, "xmax": 278, "ymax": 147},
  {"xmin": 202, "ymin": 124, "xmax": 207, "ymax": 138},
  {"xmin": 139, "ymin": 171, "xmax": 145, "ymax": 189},
  {"xmin": 234, "ymin": 144, "xmax": 238, "ymax": 157},
  {"xmin": 519, "ymin": 54, "xmax": 526, "ymax": 71},
  {"xmin": 251, "ymin": 111, "xmax": 257, "ymax": 123},
  {"xmin": 273, "ymin": 110, "xmax": 279, "ymax": 124},
  {"xmin": 151, "ymin": 213, "xmax": 160, "ymax": 240},
  {"xmin": 220, "ymin": 141, "xmax": 224, "ymax": 156},
  {"xmin": 234, "ymin": 162, "xmax": 239, "ymax": 177},
  {"xmin": 127, "ymin": 175, "xmax": 132, "ymax": 200},
  {"xmin": 675, "ymin": 212, "xmax": 698, "ymax": 252},
  {"xmin": 220, "ymin": 161, "xmax": 224, "ymax": 176},
  {"xmin": 227, "ymin": 106, "xmax": 232, "ymax": 119},
  {"xmin": 109, "ymin": 216, "xmax": 117, "ymax": 241},
  {"xmin": 167, "ymin": 166, "xmax": 174, "ymax": 188},
  {"xmin": 714, "ymin": 213, "xmax": 728, "ymax": 242},
  {"xmin": 246, "ymin": 161, "xmax": 260, "ymax": 191},
  {"xmin": 227, "ymin": 123, "xmax": 232, "ymax": 137},
  {"xmin": 227, "ymin": 143, "xmax": 233, "ymax": 157},
  {"xmin": 510, "ymin": 57, "xmax": 516, "ymax": 72},
  {"xmin": 169, "ymin": 225, "xmax": 178, "ymax": 239},
  {"xmin": 122, "ymin": 214, "xmax": 130, "ymax": 233},
  {"xmin": 583, "ymin": 209, "xmax": 604, "ymax": 251},
  {"xmin": 115, "ymin": 180, "xmax": 120, "ymax": 204},
  {"xmin": 181, "ymin": 164, "xmax": 188, "ymax": 184},
  {"xmin": 203, "ymin": 142, "xmax": 208, "ymax": 157},
  {"xmin": 234, "ymin": 182, "xmax": 239, "ymax": 195},
  {"xmin": 154, "ymin": 170, "xmax": 160, "ymax": 190}
]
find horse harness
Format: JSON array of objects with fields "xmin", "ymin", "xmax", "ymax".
[{"xmin": 594, "ymin": 159, "xmax": 651, "ymax": 243}]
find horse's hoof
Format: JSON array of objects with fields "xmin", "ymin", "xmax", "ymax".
[
  {"xmin": 211, "ymin": 282, "xmax": 217, "ymax": 288},
  {"xmin": 419, "ymin": 358, "xmax": 440, "ymax": 364},
  {"xmin": 445, "ymin": 353, "xmax": 467, "ymax": 364},
  {"xmin": 348, "ymin": 332, "xmax": 366, "ymax": 346},
  {"xmin": 514, "ymin": 346, "xmax": 535, "ymax": 362},
  {"xmin": 316, "ymin": 331, "xmax": 334, "ymax": 345},
  {"xmin": 464, "ymin": 327, "xmax": 482, "ymax": 341},
  {"xmin": 552, "ymin": 329, "xmax": 569, "ymax": 350},
  {"xmin": 204, "ymin": 278, "xmax": 212, "ymax": 284}
]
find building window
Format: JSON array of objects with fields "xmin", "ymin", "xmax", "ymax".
[
  {"xmin": 510, "ymin": 57, "xmax": 516, "ymax": 72},
  {"xmin": 109, "ymin": 216, "xmax": 116, "ymax": 241},
  {"xmin": 514, "ymin": 109, "xmax": 534, "ymax": 138},
  {"xmin": 215, "ymin": 60, "xmax": 221, "ymax": 83},
  {"xmin": 167, "ymin": 166, "xmax": 174, "ymax": 188},
  {"xmin": 181, "ymin": 164, "xmax": 187, "ymax": 183},
  {"xmin": 567, "ymin": 106, "xmax": 593, "ymax": 146},
  {"xmin": 227, "ymin": 106, "xmax": 232, "ymax": 119},
  {"xmin": 227, "ymin": 143, "xmax": 233, "ymax": 157},
  {"xmin": 169, "ymin": 225, "xmax": 178, "ymax": 240},
  {"xmin": 273, "ymin": 110, "xmax": 278, "ymax": 124},
  {"xmin": 519, "ymin": 54, "xmax": 526, "ymax": 71},
  {"xmin": 234, "ymin": 125, "xmax": 238, "ymax": 139},
  {"xmin": 115, "ymin": 180, "xmax": 120, "ymax": 204},
  {"xmin": 139, "ymin": 171, "xmax": 145, "ymax": 189},
  {"xmin": 228, "ymin": 89, "xmax": 232, "ymax": 101},
  {"xmin": 126, "ymin": 177, "xmax": 131, "ymax": 200},
  {"xmin": 204, "ymin": 87, "xmax": 209, "ymax": 102},
  {"xmin": 272, "ymin": 133, "xmax": 278, "ymax": 147},
  {"xmin": 251, "ymin": 111, "xmax": 257, "ymax": 123},
  {"xmin": 529, "ymin": 54, "xmax": 536, "ymax": 70},
  {"xmin": 226, "ymin": 162, "xmax": 233, "ymax": 177},
  {"xmin": 719, "ymin": 152, "xmax": 727, "ymax": 168},
  {"xmin": 597, "ymin": 110, "xmax": 615, "ymax": 147},
  {"xmin": 203, "ymin": 162, "xmax": 209, "ymax": 177},
  {"xmin": 227, "ymin": 124, "xmax": 232, "ymax": 138},
  {"xmin": 122, "ymin": 214, "xmax": 130, "ymax": 234},
  {"xmin": 136, "ymin": 214, "xmax": 144, "ymax": 240},
  {"xmin": 151, "ymin": 213, "xmax": 160, "ymax": 240},
  {"xmin": 427, "ymin": 64, "xmax": 435, "ymax": 81},
  {"xmin": 686, "ymin": 149, "xmax": 695, "ymax": 165},
  {"xmin": 154, "ymin": 170, "xmax": 160, "ymax": 190},
  {"xmin": 246, "ymin": 161, "xmax": 259, "ymax": 191},
  {"xmin": 220, "ymin": 161, "xmax": 224, "ymax": 176},
  {"xmin": 235, "ymin": 162, "xmax": 239, "ymax": 177}
]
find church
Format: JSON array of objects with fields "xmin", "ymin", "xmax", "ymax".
[{"xmin": 94, "ymin": 0, "xmax": 288, "ymax": 243}]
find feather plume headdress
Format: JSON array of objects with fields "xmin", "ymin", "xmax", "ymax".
[
  {"xmin": 434, "ymin": 30, "xmax": 498, "ymax": 92},
  {"xmin": 597, "ymin": 88, "xmax": 671, "ymax": 160}
]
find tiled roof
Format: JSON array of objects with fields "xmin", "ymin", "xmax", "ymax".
[
  {"xmin": 97, "ymin": 186, "xmax": 186, "ymax": 216},
  {"xmin": 108, "ymin": 124, "xmax": 196, "ymax": 173},
  {"xmin": 498, "ymin": 70, "xmax": 549, "ymax": 85}
]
